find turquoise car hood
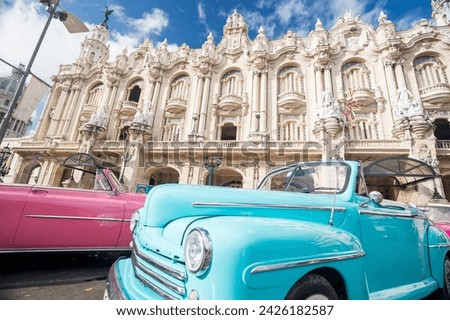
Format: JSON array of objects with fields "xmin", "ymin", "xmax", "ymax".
[{"xmin": 143, "ymin": 184, "xmax": 347, "ymax": 228}]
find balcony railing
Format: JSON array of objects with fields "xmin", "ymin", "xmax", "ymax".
[
  {"xmin": 277, "ymin": 91, "xmax": 306, "ymax": 110},
  {"xmin": 345, "ymin": 140, "xmax": 406, "ymax": 150},
  {"xmin": 218, "ymin": 94, "xmax": 243, "ymax": 113},
  {"xmin": 436, "ymin": 140, "xmax": 450, "ymax": 149},
  {"xmin": 419, "ymin": 83, "xmax": 450, "ymax": 104},
  {"xmin": 120, "ymin": 100, "xmax": 139, "ymax": 117},
  {"xmin": 344, "ymin": 88, "xmax": 375, "ymax": 106},
  {"xmin": 165, "ymin": 97, "xmax": 187, "ymax": 116}
]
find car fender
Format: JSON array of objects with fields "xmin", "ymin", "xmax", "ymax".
[
  {"xmin": 186, "ymin": 216, "xmax": 368, "ymax": 299},
  {"xmin": 427, "ymin": 225, "xmax": 450, "ymax": 288}
]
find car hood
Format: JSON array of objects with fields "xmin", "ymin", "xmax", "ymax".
[{"xmin": 142, "ymin": 184, "xmax": 346, "ymax": 228}]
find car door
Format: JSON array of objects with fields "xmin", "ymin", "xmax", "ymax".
[
  {"xmin": 14, "ymin": 186, "xmax": 125, "ymax": 249},
  {"xmin": 0, "ymin": 184, "xmax": 33, "ymax": 250},
  {"xmin": 358, "ymin": 201, "xmax": 431, "ymax": 299}
]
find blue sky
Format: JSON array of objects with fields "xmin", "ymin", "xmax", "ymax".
[{"xmin": 0, "ymin": 0, "xmax": 433, "ymax": 84}]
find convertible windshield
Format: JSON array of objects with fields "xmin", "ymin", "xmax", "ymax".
[{"xmin": 258, "ymin": 162, "xmax": 349, "ymax": 194}]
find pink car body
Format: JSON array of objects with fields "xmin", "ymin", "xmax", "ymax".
[
  {"xmin": 425, "ymin": 205, "xmax": 450, "ymax": 238},
  {"xmin": 435, "ymin": 223, "xmax": 450, "ymax": 237},
  {"xmin": 0, "ymin": 168, "xmax": 146, "ymax": 252}
]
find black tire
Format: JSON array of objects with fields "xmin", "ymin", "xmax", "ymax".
[
  {"xmin": 285, "ymin": 274, "xmax": 338, "ymax": 300},
  {"xmin": 440, "ymin": 256, "xmax": 450, "ymax": 300}
]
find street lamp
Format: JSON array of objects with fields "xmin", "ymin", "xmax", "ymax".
[
  {"xmin": 0, "ymin": 0, "xmax": 88, "ymax": 145},
  {"xmin": 0, "ymin": 144, "xmax": 11, "ymax": 180},
  {"xmin": 203, "ymin": 156, "xmax": 222, "ymax": 186}
]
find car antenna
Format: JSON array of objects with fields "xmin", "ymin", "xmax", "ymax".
[{"xmin": 328, "ymin": 156, "xmax": 341, "ymax": 226}]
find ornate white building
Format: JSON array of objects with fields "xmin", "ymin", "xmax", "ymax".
[{"xmin": 9, "ymin": 1, "xmax": 450, "ymax": 206}]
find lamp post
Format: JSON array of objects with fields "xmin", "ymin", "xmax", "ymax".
[
  {"xmin": 0, "ymin": 144, "xmax": 11, "ymax": 180},
  {"xmin": 0, "ymin": 0, "xmax": 87, "ymax": 145},
  {"xmin": 203, "ymin": 156, "xmax": 222, "ymax": 186},
  {"xmin": 119, "ymin": 147, "xmax": 132, "ymax": 184}
]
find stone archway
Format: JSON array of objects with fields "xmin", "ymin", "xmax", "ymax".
[
  {"xmin": 442, "ymin": 174, "xmax": 450, "ymax": 202},
  {"xmin": 142, "ymin": 166, "xmax": 180, "ymax": 187},
  {"xmin": 203, "ymin": 167, "xmax": 243, "ymax": 187},
  {"xmin": 17, "ymin": 159, "xmax": 41, "ymax": 184},
  {"xmin": 363, "ymin": 156, "xmax": 441, "ymax": 204}
]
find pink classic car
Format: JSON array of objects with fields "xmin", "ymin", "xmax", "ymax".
[
  {"xmin": 426, "ymin": 205, "xmax": 450, "ymax": 238},
  {"xmin": 0, "ymin": 154, "xmax": 146, "ymax": 253}
]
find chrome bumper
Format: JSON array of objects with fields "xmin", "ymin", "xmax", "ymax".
[{"xmin": 104, "ymin": 258, "xmax": 127, "ymax": 300}]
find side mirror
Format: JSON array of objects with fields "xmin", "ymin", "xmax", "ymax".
[{"xmin": 360, "ymin": 191, "xmax": 383, "ymax": 207}]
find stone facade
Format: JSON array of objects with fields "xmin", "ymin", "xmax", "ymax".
[
  {"xmin": 0, "ymin": 66, "xmax": 32, "ymax": 138},
  {"xmin": 9, "ymin": 2, "xmax": 450, "ymax": 206}
]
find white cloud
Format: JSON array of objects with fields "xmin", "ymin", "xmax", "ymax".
[
  {"xmin": 198, "ymin": 2, "xmax": 207, "ymax": 24},
  {"xmin": 274, "ymin": 0, "xmax": 307, "ymax": 26},
  {"xmin": 394, "ymin": 8, "xmax": 425, "ymax": 30},
  {"xmin": 0, "ymin": 0, "xmax": 86, "ymax": 82},
  {"xmin": 0, "ymin": 0, "xmax": 171, "ymax": 84},
  {"xmin": 128, "ymin": 9, "xmax": 169, "ymax": 37},
  {"xmin": 196, "ymin": 1, "xmax": 214, "ymax": 40}
]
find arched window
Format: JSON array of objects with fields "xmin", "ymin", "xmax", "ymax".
[
  {"xmin": 347, "ymin": 117, "xmax": 378, "ymax": 140},
  {"xmin": 129, "ymin": 86, "xmax": 141, "ymax": 102},
  {"xmin": 161, "ymin": 119, "xmax": 181, "ymax": 142},
  {"xmin": 277, "ymin": 114, "xmax": 307, "ymax": 141},
  {"xmin": 277, "ymin": 65, "xmax": 304, "ymax": 95},
  {"xmin": 127, "ymin": 80, "xmax": 143, "ymax": 103},
  {"xmin": 414, "ymin": 55, "xmax": 449, "ymax": 93},
  {"xmin": 86, "ymin": 83, "xmax": 104, "ymax": 107},
  {"xmin": 118, "ymin": 126, "xmax": 129, "ymax": 140},
  {"xmin": 341, "ymin": 61, "xmax": 372, "ymax": 93},
  {"xmin": 220, "ymin": 123, "xmax": 237, "ymax": 140},
  {"xmin": 434, "ymin": 119, "xmax": 450, "ymax": 140},
  {"xmin": 169, "ymin": 74, "xmax": 190, "ymax": 101},
  {"xmin": 220, "ymin": 70, "xmax": 243, "ymax": 97}
]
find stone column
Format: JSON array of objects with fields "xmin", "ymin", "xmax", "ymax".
[
  {"xmin": 148, "ymin": 79, "xmax": 156, "ymax": 103},
  {"xmin": 199, "ymin": 74, "xmax": 211, "ymax": 137},
  {"xmin": 324, "ymin": 66, "xmax": 333, "ymax": 93},
  {"xmin": 56, "ymin": 86, "xmax": 75, "ymax": 137},
  {"xmin": 394, "ymin": 62, "xmax": 406, "ymax": 89},
  {"xmin": 383, "ymin": 60, "xmax": 397, "ymax": 107},
  {"xmin": 151, "ymin": 79, "xmax": 162, "ymax": 109},
  {"xmin": 47, "ymin": 84, "xmax": 70, "ymax": 136},
  {"xmin": 315, "ymin": 65, "xmax": 324, "ymax": 104},
  {"xmin": 260, "ymin": 71, "xmax": 268, "ymax": 134},
  {"xmin": 192, "ymin": 75, "xmax": 204, "ymax": 134},
  {"xmin": 251, "ymin": 71, "xmax": 261, "ymax": 133}
]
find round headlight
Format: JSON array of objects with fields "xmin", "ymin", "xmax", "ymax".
[
  {"xmin": 130, "ymin": 210, "xmax": 140, "ymax": 233},
  {"xmin": 184, "ymin": 228, "xmax": 212, "ymax": 275}
]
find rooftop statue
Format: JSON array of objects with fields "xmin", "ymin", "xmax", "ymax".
[{"xmin": 101, "ymin": 6, "xmax": 114, "ymax": 29}]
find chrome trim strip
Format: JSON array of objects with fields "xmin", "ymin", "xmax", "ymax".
[
  {"xmin": 359, "ymin": 210, "xmax": 413, "ymax": 218},
  {"xmin": 132, "ymin": 254, "xmax": 185, "ymax": 296},
  {"xmin": 0, "ymin": 247, "xmax": 130, "ymax": 254},
  {"xmin": 105, "ymin": 259, "xmax": 126, "ymax": 300},
  {"xmin": 132, "ymin": 262, "xmax": 178, "ymax": 300},
  {"xmin": 250, "ymin": 251, "xmax": 365, "ymax": 274},
  {"xmin": 133, "ymin": 244, "xmax": 186, "ymax": 281},
  {"xmin": 24, "ymin": 214, "xmax": 123, "ymax": 222},
  {"xmin": 193, "ymin": 202, "xmax": 346, "ymax": 212},
  {"xmin": 429, "ymin": 244, "xmax": 450, "ymax": 249}
]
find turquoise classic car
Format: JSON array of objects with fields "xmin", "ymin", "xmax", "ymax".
[{"xmin": 105, "ymin": 160, "xmax": 450, "ymax": 300}]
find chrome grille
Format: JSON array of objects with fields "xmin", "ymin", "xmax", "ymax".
[{"xmin": 132, "ymin": 242, "xmax": 187, "ymax": 300}]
